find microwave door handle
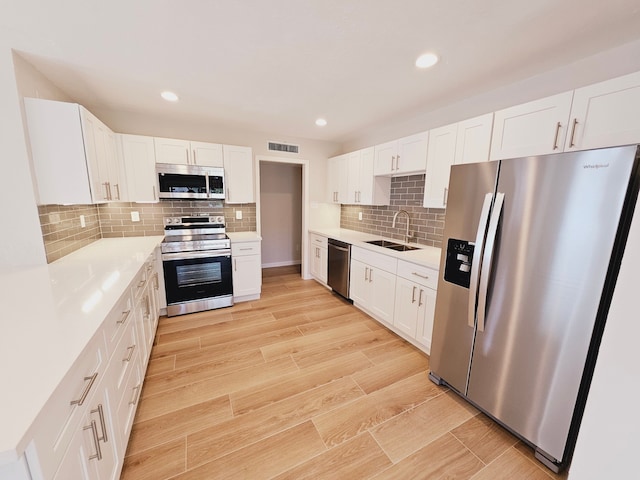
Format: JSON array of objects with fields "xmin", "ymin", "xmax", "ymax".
[
  {"xmin": 205, "ymin": 172, "xmax": 210, "ymax": 198},
  {"xmin": 476, "ymin": 192, "xmax": 504, "ymax": 333},
  {"xmin": 468, "ymin": 193, "xmax": 493, "ymax": 329}
]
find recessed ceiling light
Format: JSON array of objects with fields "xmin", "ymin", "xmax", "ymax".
[
  {"xmin": 415, "ymin": 53, "xmax": 439, "ymax": 69},
  {"xmin": 315, "ymin": 118, "xmax": 327, "ymax": 127},
  {"xmin": 161, "ymin": 91, "xmax": 179, "ymax": 102}
]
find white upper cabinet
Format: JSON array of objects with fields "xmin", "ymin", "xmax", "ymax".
[
  {"xmin": 564, "ymin": 70, "xmax": 640, "ymax": 151},
  {"xmin": 327, "ymin": 154, "xmax": 349, "ymax": 204},
  {"xmin": 223, "ymin": 144, "xmax": 254, "ymax": 203},
  {"xmin": 154, "ymin": 137, "xmax": 223, "ymax": 166},
  {"xmin": 191, "ymin": 141, "xmax": 224, "ymax": 167},
  {"xmin": 24, "ymin": 98, "xmax": 122, "ymax": 205},
  {"xmin": 490, "ymin": 91, "xmax": 574, "ymax": 160},
  {"xmin": 120, "ymin": 134, "xmax": 158, "ymax": 202},
  {"xmin": 346, "ymin": 147, "xmax": 391, "ymax": 205},
  {"xmin": 374, "ymin": 132, "xmax": 428, "ymax": 176},
  {"xmin": 423, "ymin": 113, "xmax": 493, "ymax": 208}
]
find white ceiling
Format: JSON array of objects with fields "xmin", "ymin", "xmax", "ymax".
[{"xmin": 4, "ymin": 0, "xmax": 640, "ymax": 143}]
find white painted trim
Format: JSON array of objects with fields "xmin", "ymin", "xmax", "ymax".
[
  {"xmin": 255, "ymin": 155, "xmax": 310, "ymax": 280},
  {"xmin": 262, "ymin": 260, "xmax": 302, "ymax": 268}
]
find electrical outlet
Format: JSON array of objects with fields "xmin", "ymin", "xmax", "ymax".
[
  {"xmin": 131, "ymin": 211, "xmax": 140, "ymax": 222},
  {"xmin": 235, "ymin": 210, "xmax": 242, "ymax": 220},
  {"xmin": 80, "ymin": 215, "xmax": 86, "ymax": 228},
  {"xmin": 358, "ymin": 211, "xmax": 363, "ymax": 221}
]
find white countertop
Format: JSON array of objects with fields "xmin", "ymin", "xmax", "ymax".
[
  {"xmin": 227, "ymin": 231, "xmax": 261, "ymax": 242},
  {"xmin": 0, "ymin": 236, "xmax": 163, "ymax": 465},
  {"xmin": 309, "ymin": 228, "xmax": 442, "ymax": 270}
]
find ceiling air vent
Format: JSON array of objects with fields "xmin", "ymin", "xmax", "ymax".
[{"xmin": 268, "ymin": 141, "xmax": 299, "ymax": 154}]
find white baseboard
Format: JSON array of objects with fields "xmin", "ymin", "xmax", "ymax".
[{"xmin": 261, "ymin": 260, "xmax": 301, "ymax": 269}]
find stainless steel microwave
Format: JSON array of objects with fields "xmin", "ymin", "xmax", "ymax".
[{"xmin": 156, "ymin": 164, "xmax": 225, "ymax": 200}]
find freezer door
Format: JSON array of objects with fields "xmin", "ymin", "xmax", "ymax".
[
  {"xmin": 466, "ymin": 146, "xmax": 639, "ymax": 463},
  {"xmin": 429, "ymin": 160, "xmax": 499, "ymax": 393}
]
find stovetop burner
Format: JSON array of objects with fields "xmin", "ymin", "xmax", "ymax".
[{"xmin": 161, "ymin": 214, "xmax": 230, "ymax": 253}]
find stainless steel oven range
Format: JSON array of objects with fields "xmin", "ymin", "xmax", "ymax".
[{"xmin": 161, "ymin": 215, "xmax": 233, "ymax": 317}]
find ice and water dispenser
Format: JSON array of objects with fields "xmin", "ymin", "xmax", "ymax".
[{"xmin": 443, "ymin": 239, "xmax": 474, "ymax": 288}]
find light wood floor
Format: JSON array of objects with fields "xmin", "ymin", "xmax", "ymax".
[{"xmin": 120, "ymin": 265, "xmax": 568, "ymax": 480}]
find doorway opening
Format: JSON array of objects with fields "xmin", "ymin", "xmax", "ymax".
[{"xmin": 255, "ymin": 155, "xmax": 310, "ymax": 279}]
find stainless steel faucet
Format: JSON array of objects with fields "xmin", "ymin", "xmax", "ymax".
[{"xmin": 392, "ymin": 209, "xmax": 412, "ymax": 243}]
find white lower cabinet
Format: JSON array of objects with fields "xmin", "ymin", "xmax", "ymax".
[
  {"xmin": 231, "ymin": 239, "xmax": 262, "ymax": 302},
  {"xmin": 309, "ymin": 233, "xmax": 328, "ymax": 284},
  {"xmin": 350, "ymin": 247, "xmax": 397, "ymax": 326},
  {"xmin": 393, "ymin": 260, "xmax": 438, "ymax": 354},
  {"xmin": 22, "ymin": 254, "xmax": 160, "ymax": 480}
]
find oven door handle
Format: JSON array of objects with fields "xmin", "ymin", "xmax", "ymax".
[{"xmin": 162, "ymin": 250, "xmax": 231, "ymax": 261}]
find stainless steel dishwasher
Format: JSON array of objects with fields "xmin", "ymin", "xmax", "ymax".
[{"xmin": 327, "ymin": 238, "xmax": 351, "ymax": 299}]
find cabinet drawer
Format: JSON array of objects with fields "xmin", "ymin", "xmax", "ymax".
[
  {"xmin": 309, "ymin": 233, "xmax": 328, "ymax": 249},
  {"xmin": 131, "ymin": 255, "xmax": 155, "ymax": 299},
  {"xmin": 231, "ymin": 241, "xmax": 260, "ymax": 256},
  {"xmin": 351, "ymin": 246, "xmax": 397, "ymax": 274},
  {"xmin": 110, "ymin": 316, "xmax": 138, "ymax": 396},
  {"xmin": 397, "ymin": 260, "xmax": 438, "ymax": 290},
  {"xmin": 102, "ymin": 291, "xmax": 133, "ymax": 360},
  {"xmin": 26, "ymin": 335, "xmax": 105, "ymax": 480}
]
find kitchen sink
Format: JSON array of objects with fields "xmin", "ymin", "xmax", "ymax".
[{"xmin": 364, "ymin": 239, "xmax": 421, "ymax": 252}]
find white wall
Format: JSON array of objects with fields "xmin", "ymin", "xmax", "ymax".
[
  {"xmin": 0, "ymin": 45, "xmax": 46, "ymax": 267},
  {"xmin": 342, "ymin": 38, "xmax": 640, "ymax": 151},
  {"xmin": 568, "ymin": 197, "xmax": 640, "ymax": 479},
  {"xmin": 260, "ymin": 162, "xmax": 302, "ymax": 268}
]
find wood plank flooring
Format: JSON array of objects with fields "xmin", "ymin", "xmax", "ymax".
[{"xmin": 120, "ymin": 265, "xmax": 569, "ymax": 480}]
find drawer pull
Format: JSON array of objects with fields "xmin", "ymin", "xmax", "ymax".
[
  {"xmin": 123, "ymin": 345, "xmax": 136, "ymax": 362},
  {"xmin": 70, "ymin": 372, "xmax": 98, "ymax": 406},
  {"xmin": 91, "ymin": 403, "xmax": 108, "ymax": 443},
  {"xmin": 137, "ymin": 279, "xmax": 146, "ymax": 288},
  {"xmin": 117, "ymin": 309, "xmax": 131, "ymax": 325},
  {"xmin": 84, "ymin": 420, "xmax": 103, "ymax": 461},
  {"xmin": 412, "ymin": 272, "xmax": 429, "ymax": 280},
  {"xmin": 239, "ymin": 248, "xmax": 252, "ymax": 251},
  {"xmin": 129, "ymin": 385, "xmax": 141, "ymax": 406}
]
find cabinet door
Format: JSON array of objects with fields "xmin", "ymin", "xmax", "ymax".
[
  {"xmin": 53, "ymin": 423, "xmax": 94, "ymax": 480},
  {"xmin": 104, "ymin": 129, "xmax": 126, "ymax": 201},
  {"xmin": 154, "ymin": 137, "xmax": 191, "ymax": 164},
  {"xmin": 369, "ymin": 267, "xmax": 396, "ymax": 325},
  {"xmin": 490, "ymin": 91, "xmax": 574, "ymax": 160},
  {"xmin": 397, "ymin": 131, "xmax": 428, "ymax": 174},
  {"xmin": 233, "ymin": 255, "xmax": 262, "ymax": 297},
  {"xmin": 416, "ymin": 287, "xmax": 437, "ymax": 354},
  {"xmin": 191, "ymin": 141, "xmax": 223, "ymax": 167},
  {"xmin": 23, "ymin": 98, "xmax": 93, "ymax": 205},
  {"xmin": 349, "ymin": 259, "xmax": 370, "ymax": 305},
  {"xmin": 87, "ymin": 389, "xmax": 118, "ymax": 480},
  {"xmin": 327, "ymin": 155, "xmax": 340, "ymax": 203},
  {"xmin": 373, "ymin": 140, "xmax": 397, "ymax": 176},
  {"xmin": 81, "ymin": 109, "xmax": 111, "ymax": 202},
  {"xmin": 357, "ymin": 147, "xmax": 390, "ymax": 205},
  {"xmin": 121, "ymin": 134, "xmax": 158, "ymax": 202},
  {"xmin": 223, "ymin": 144, "xmax": 254, "ymax": 203},
  {"xmin": 423, "ymin": 123, "xmax": 457, "ymax": 208},
  {"xmin": 346, "ymin": 151, "xmax": 361, "ymax": 204},
  {"xmin": 393, "ymin": 277, "xmax": 419, "ymax": 337},
  {"xmin": 566, "ymin": 71, "xmax": 640, "ymax": 151},
  {"xmin": 454, "ymin": 113, "xmax": 494, "ymax": 164},
  {"xmin": 317, "ymin": 246, "xmax": 328, "ymax": 284}
]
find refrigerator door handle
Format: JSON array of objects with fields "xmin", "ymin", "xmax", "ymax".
[
  {"xmin": 477, "ymin": 192, "xmax": 505, "ymax": 332},
  {"xmin": 468, "ymin": 193, "xmax": 494, "ymax": 329}
]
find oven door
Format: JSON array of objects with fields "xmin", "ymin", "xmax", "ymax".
[{"xmin": 162, "ymin": 250, "xmax": 233, "ymax": 305}]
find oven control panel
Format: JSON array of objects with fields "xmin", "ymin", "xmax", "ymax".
[{"xmin": 165, "ymin": 215, "xmax": 225, "ymax": 226}]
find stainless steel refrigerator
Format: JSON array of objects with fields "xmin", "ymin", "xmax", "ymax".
[{"xmin": 429, "ymin": 145, "xmax": 640, "ymax": 473}]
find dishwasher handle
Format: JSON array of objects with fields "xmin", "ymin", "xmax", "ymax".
[{"xmin": 330, "ymin": 245, "xmax": 350, "ymax": 252}]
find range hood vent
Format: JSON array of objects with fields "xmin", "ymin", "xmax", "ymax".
[{"xmin": 268, "ymin": 141, "xmax": 299, "ymax": 154}]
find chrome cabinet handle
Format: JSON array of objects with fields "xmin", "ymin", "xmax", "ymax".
[
  {"xmin": 391, "ymin": 155, "xmax": 396, "ymax": 171},
  {"xmin": 552, "ymin": 121, "xmax": 561, "ymax": 150},
  {"xmin": 234, "ymin": 258, "xmax": 237, "ymax": 271},
  {"xmin": 102, "ymin": 182, "xmax": 110, "ymax": 200},
  {"xmin": 153, "ymin": 272, "xmax": 159, "ymax": 289},
  {"xmin": 144, "ymin": 295, "xmax": 151, "ymax": 319},
  {"xmin": 123, "ymin": 345, "xmax": 136, "ymax": 362},
  {"xmin": 70, "ymin": 372, "xmax": 98, "ymax": 406},
  {"xmin": 84, "ymin": 420, "xmax": 103, "ymax": 461},
  {"xmin": 193, "ymin": 149, "xmax": 197, "ymax": 165},
  {"xmin": 137, "ymin": 279, "xmax": 145, "ymax": 288},
  {"xmin": 364, "ymin": 267, "xmax": 369, "ymax": 281},
  {"xmin": 91, "ymin": 403, "xmax": 108, "ymax": 443},
  {"xmin": 396, "ymin": 154, "xmax": 400, "ymax": 170},
  {"xmin": 418, "ymin": 289, "xmax": 424, "ymax": 306},
  {"xmin": 114, "ymin": 183, "xmax": 120, "ymax": 200},
  {"xmin": 117, "ymin": 309, "xmax": 130, "ymax": 325},
  {"xmin": 569, "ymin": 118, "xmax": 578, "ymax": 148},
  {"xmin": 443, "ymin": 187, "xmax": 449, "ymax": 207},
  {"xmin": 129, "ymin": 385, "xmax": 141, "ymax": 405},
  {"xmin": 412, "ymin": 285, "xmax": 417, "ymax": 303},
  {"xmin": 412, "ymin": 272, "xmax": 429, "ymax": 280},
  {"xmin": 186, "ymin": 147, "xmax": 190, "ymax": 164},
  {"xmin": 369, "ymin": 268, "xmax": 373, "ymax": 283}
]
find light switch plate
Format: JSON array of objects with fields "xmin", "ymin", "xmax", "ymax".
[
  {"xmin": 235, "ymin": 210, "xmax": 242, "ymax": 220},
  {"xmin": 80, "ymin": 215, "xmax": 86, "ymax": 228},
  {"xmin": 131, "ymin": 211, "xmax": 140, "ymax": 222},
  {"xmin": 358, "ymin": 212, "xmax": 363, "ymax": 221}
]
